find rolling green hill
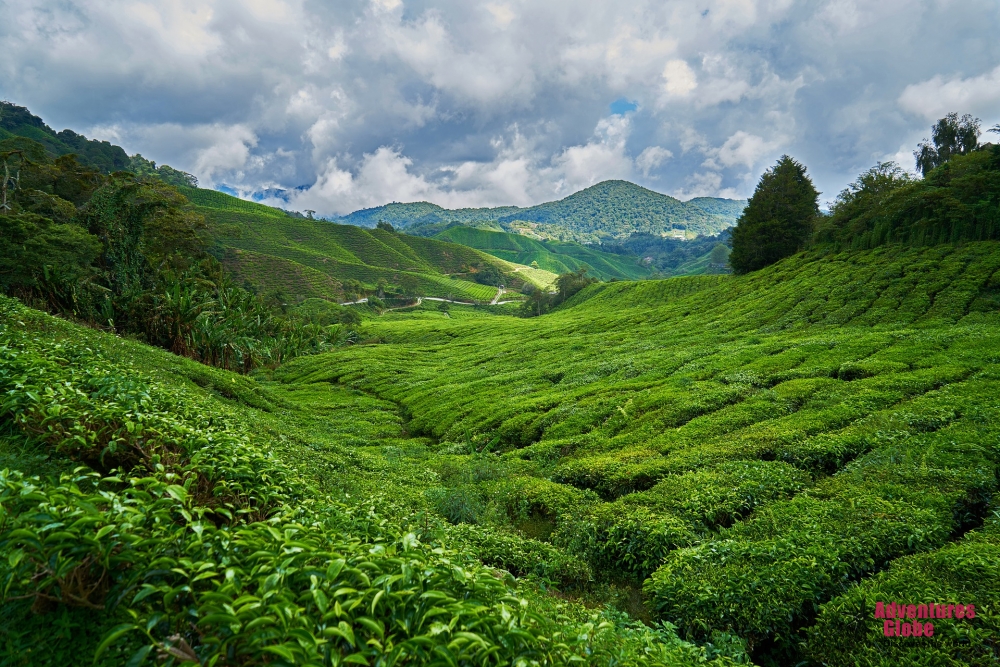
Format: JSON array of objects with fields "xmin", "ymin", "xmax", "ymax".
[
  {"xmin": 180, "ymin": 187, "xmax": 553, "ymax": 301},
  {"xmin": 6, "ymin": 101, "xmax": 1000, "ymax": 667},
  {"xmin": 432, "ymin": 225, "xmax": 657, "ymax": 281},
  {"xmin": 339, "ymin": 180, "xmax": 745, "ymax": 242}
]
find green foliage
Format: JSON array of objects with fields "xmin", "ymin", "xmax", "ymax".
[
  {"xmin": 189, "ymin": 188, "xmax": 517, "ymax": 304},
  {"xmin": 0, "ymin": 212, "xmax": 100, "ymax": 297},
  {"xmin": 7, "ymin": 101, "xmax": 1000, "ymax": 666},
  {"xmin": 915, "ymin": 112, "xmax": 981, "ymax": 177},
  {"xmin": 0, "ymin": 102, "xmax": 130, "ymax": 173},
  {"xmin": 815, "ymin": 147, "xmax": 1000, "ymax": 250},
  {"xmin": 128, "ymin": 153, "xmax": 198, "ymax": 188},
  {"xmin": 284, "ymin": 239, "xmax": 1000, "ymax": 664},
  {"xmin": 803, "ymin": 517, "xmax": 1000, "ymax": 666},
  {"xmin": 0, "ymin": 297, "xmax": 740, "ymax": 667},
  {"xmin": 709, "ymin": 243, "xmax": 730, "ymax": 266},
  {"xmin": 729, "ymin": 155, "xmax": 819, "ymax": 274},
  {"xmin": 519, "ymin": 268, "xmax": 597, "ymax": 317},
  {"xmin": 434, "ymin": 225, "xmax": 656, "ymax": 281},
  {"xmin": 474, "ymin": 263, "xmax": 503, "ymax": 286}
]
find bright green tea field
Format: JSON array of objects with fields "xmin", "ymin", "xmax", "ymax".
[{"xmin": 2, "ymin": 241, "xmax": 999, "ymax": 666}]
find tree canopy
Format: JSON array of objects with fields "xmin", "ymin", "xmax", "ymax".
[
  {"xmin": 915, "ymin": 113, "xmax": 981, "ymax": 176},
  {"xmin": 728, "ymin": 155, "xmax": 819, "ymax": 274}
]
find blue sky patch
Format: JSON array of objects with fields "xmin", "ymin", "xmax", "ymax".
[{"xmin": 610, "ymin": 98, "xmax": 638, "ymax": 115}]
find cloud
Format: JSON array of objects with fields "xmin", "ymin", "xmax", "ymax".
[
  {"xmin": 287, "ymin": 114, "xmax": 658, "ymax": 215},
  {"xmin": 4, "ymin": 0, "xmax": 1000, "ymax": 208},
  {"xmin": 898, "ymin": 65, "xmax": 1000, "ymax": 121},
  {"xmin": 636, "ymin": 146, "xmax": 673, "ymax": 176},
  {"xmin": 661, "ymin": 60, "xmax": 698, "ymax": 98},
  {"xmin": 711, "ymin": 131, "xmax": 781, "ymax": 170}
]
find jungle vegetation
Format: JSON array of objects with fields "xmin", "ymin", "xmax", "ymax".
[{"xmin": 0, "ymin": 106, "xmax": 999, "ymax": 667}]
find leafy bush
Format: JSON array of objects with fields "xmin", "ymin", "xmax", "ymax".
[{"xmin": 803, "ymin": 516, "xmax": 1000, "ymax": 666}]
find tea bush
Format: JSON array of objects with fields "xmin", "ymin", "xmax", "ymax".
[{"xmin": 0, "ymin": 296, "xmax": 739, "ymax": 666}]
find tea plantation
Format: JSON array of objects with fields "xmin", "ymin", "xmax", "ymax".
[
  {"xmin": 1, "ymin": 240, "xmax": 999, "ymax": 665},
  {"xmin": 180, "ymin": 186, "xmax": 553, "ymax": 303}
]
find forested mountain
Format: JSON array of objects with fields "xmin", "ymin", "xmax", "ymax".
[{"xmin": 339, "ymin": 180, "xmax": 745, "ymax": 242}]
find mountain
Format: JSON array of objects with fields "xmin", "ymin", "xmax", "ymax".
[
  {"xmin": 338, "ymin": 180, "xmax": 745, "ymax": 243},
  {"xmin": 432, "ymin": 224, "xmax": 658, "ymax": 281}
]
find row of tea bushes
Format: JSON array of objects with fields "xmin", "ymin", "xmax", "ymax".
[
  {"xmin": 803, "ymin": 516, "xmax": 1000, "ymax": 666},
  {"xmin": 0, "ymin": 297, "xmax": 742, "ymax": 666},
  {"xmin": 644, "ymin": 374, "xmax": 1000, "ymax": 655}
]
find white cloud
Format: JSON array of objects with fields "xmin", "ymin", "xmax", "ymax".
[
  {"xmin": 636, "ymin": 146, "xmax": 673, "ymax": 176},
  {"xmin": 710, "ymin": 131, "xmax": 781, "ymax": 169},
  {"xmin": 661, "ymin": 59, "xmax": 698, "ymax": 98},
  {"xmin": 87, "ymin": 121, "xmax": 259, "ymax": 187},
  {"xmin": 6, "ymin": 0, "xmax": 1000, "ymax": 211},
  {"xmin": 673, "ymin": 171, "xmax": 723, "ymax": 200},
  {"xmin": 288, "ymin": 114, "xmax": 661, "ymax": 215},
  {"xmin": 486, "ymin": 3, "xmax": 516, "ymax": 28},
  {"xmin": 898, "ymin": 64, "xmax": 1000, "ymax": 121}
]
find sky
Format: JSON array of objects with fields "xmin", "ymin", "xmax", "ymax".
[{"xmin": 2, "ymin": 0, "xmax": 1000, "ymax": 216}]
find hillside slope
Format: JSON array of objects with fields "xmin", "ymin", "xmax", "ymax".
[
  {"xmin": 433, "ymin": 225, "xmax": 657, "ymax": 281},
  {"xmin": 282, "ymin": 241, "xmax": 1000, "ymax": 665},
  {"xmin": 0, "ymin": 296, "xmax": 741, "ymax": 667},
  {"xmin": 339, "ymin": 180, "xmax": 745, "ymax": 242},
  {"xmin": 181, "ymin": 187, "xmax": 551, "ymax": 302},
  {"xmin": 0, "ymin": 101, "xmax": 130, "ymax": 173}
]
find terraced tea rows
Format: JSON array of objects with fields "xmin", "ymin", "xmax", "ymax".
[
  {"xmin": 182, "ymin": 188, "xmax": 553, "ymax": 302},
  {"xmin": 276, "ymin": 241, "xmax": 1000, "ymax": 664}
]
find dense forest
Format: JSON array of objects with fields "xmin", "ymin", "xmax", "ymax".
[{"xmin": 1, "ymin": 104, "xmax": 999, "ymax": 667}]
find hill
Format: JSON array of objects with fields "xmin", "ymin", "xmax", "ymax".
[
  {"xmin": 5, "ymin": 101, "xmax": 1000, "ymax": 667},
  {"xmin": 5, "ymin": 239, "xmax": 998, "ymax": 665},
  {"xmin": 432, "ymin": 224, "xmax": 658, "ymax": 281},
  {"xmin": 0, "ymin": 101, "xmax": 130, "ymax": 173},
  {"xmin": 339, "ymin": 180, "xmax": 745, "ymax": 243},
  {"xmin": 180, "ymin": 187, "xmax": 554, "ymax": 302}
]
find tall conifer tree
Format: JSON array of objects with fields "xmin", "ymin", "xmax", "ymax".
[{"xmin": 729, "ymin": 155, "xmax": 819, "ymax": 274}]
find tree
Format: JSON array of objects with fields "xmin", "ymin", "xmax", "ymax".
[
  {"xmin": 474, "ymin": 264, "xmax": 503, "ymax": 286},
  {"xmin": 814, "ymin": 161, "xmax": 913, "ymax": 247},
  {"xmin": 376, "ymin": 220, "xmax": 394, "ymax": 232},
  {"xmin": 729, "ymin": 155, "xmax": 819, "ymax": 274},
  {"xmin": 914, "ymin": 113, "xmax": 981, "ymax": 176},
  {"xmin": 709, "ymin": 243, "xmax": 730, "ymax": 266},
  {"xmin": 555, "ymin": 267, "xmax": 596, "ymax": 302}
]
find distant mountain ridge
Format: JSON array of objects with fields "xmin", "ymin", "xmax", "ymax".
[{"xmin": 338, "ymin": 180, "xmax": 746, "ymax": 243}]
